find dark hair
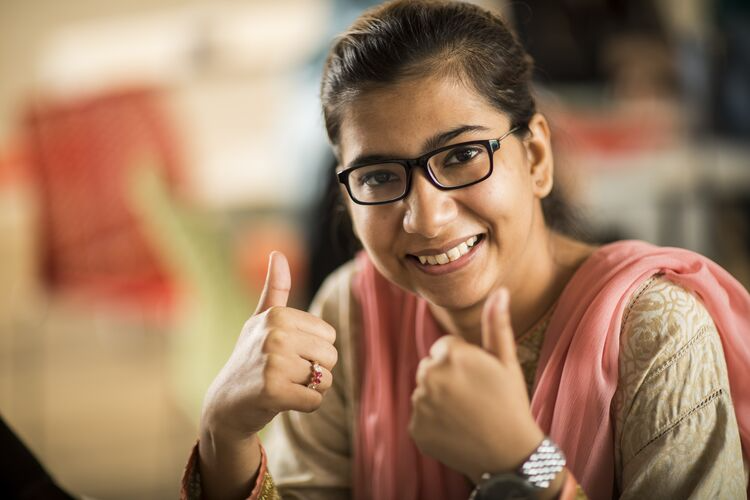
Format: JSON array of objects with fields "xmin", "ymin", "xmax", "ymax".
[
  {"xmin": 320, "ymin": 0, "xmax": 582, "ymax": 236},
  {"xmin": 321, "ymin": 0, "xmax": 535, "ymax": 145}
]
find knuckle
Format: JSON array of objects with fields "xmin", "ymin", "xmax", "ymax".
[
  {"xmin": 262, "ymin": 352, "xmax": 283, "ymax": 376},
  {"xmin": 326, "ymin": 345, "xmax": 339, "ymax": 368},
  {"xmin": 410, "ymin": 389, "xmax": 420, "ymax": 406},
  {"xmin": 429, "ymin": 336, "xmax": 450, "ymax": 359},
  {"xmin": 264, "ymin": 305, "xmax": 286, "ymax": 324},
  {"xmin": 437, "ymin": 337, "xmax": 467, "ymax": 364},
  {"xmin": 451, "ymin": 343, "xmax": 471, "ymax": 364},
  {"xmin": 415, "ymin": 360, "xmax": 429, "ymax": 385},
  {"xmin": 301, "ymin": 392, "xmax": 323, "ymax": 413},
  {"xmin": 431, "ymin": 336, "xmax": 448, "ymax": 350},
  {"xmin": 263, "ymin": 329, "xmax": 288, "ymax": 353},
  {"xmin": 411, "ymin": 385, "xmax": 426, "ymax": 406},
  {"xmin": 408, "ymin": 413, "xmax": 422, "ymax": 440},
  {"xmin": 421, "ymin": 370, "xmax": 442, "ymax": 398},
  {"xmin": 325, "ymin": 323, "xmax": 337, "ymax": 343}
]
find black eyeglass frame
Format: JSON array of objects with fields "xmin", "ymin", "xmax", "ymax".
[{"xmin": 336, "ymin": 125, "xmax": 524, "ymax": 205}]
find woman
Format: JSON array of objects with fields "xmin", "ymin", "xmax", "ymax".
[{"xmin": 182, "ymin": 1, "xmax": 750, "ymax": 499}]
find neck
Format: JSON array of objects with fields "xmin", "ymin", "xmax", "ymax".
[{"xmin": 429, "ymin": 230, "xmax": 593, "ymax": 346}]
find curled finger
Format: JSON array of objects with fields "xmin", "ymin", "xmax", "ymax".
[{"xmin": 289, "ymin": 356, "xmax": 334, "ymax": 393}]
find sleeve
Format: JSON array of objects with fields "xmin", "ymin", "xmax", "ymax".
[
  {"xmin": 262, "ymin": 261, "xmax": 359, "ymax": 500},
  {"xmin": 180, "ymin": 441, "xmax": 279, "ymax": 500},
  {"xmin": 612, "ymin": 275, "xmax": 748, "ymax": 499}
]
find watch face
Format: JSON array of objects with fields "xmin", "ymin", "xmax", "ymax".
[{"xmin": 479, "ymin": 473, "xmax": 536, "ymax": 500}]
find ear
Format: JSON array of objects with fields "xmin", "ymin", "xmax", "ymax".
[{"xmin": 522, "ymin": 113, "xmax": 554, "ymax": 199}]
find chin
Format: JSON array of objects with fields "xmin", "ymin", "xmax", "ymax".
[{"xmin": 418, "ymin": 286, "xmax": 486, "ymax": 312}]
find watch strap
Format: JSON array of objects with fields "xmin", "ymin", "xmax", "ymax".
[
  {"xmin": 516, "ymin": 437, "xmax": 566, "ymax": 489},
  {"xmin": 469, "ymin": 436, "xmax": 566, "ymax": 499}
]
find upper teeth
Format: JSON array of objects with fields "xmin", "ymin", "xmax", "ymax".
[{"xmin": 417, "ymin": 235, "xmax": 479, "ymax": 265}]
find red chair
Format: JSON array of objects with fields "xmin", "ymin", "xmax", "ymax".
[{"xmin": 23, "ymin": 87, "xmax": 183, "ymax": 325}]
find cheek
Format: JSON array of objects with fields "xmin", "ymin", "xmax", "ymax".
[
  {"xmin": 350, "ymin": 206, "xmax": 399, "ymax": 251},
  {"xmin": 471, "ymin": 171, "xmax": 523, "ymax": 218},
  {"xmin": 467, "ymin": 165, "xmax": 536, "ymax": 238}
]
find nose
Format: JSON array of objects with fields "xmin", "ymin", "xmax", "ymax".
[{"xmin": 402, "ymin": 169, "xmax": 458, "ymax": 238}]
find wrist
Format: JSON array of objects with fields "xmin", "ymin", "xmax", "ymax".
[
  {"xmin": 470, "ymin": 436, "xmax": 566, "ymax": 500},
  {"xmin": 470, "ymin": 423, "xmax": 545, "ymax": 483},
  {"xmin": 198, "ymin": 430, "xmax": 262, "ymax": 500},
  {"xmin": 535, "ymin": 468, "xmax": 566, "ymax": 500},
  {"xmin": 200, "ymin": 414, "xmax": 259, "ymax": 457}
]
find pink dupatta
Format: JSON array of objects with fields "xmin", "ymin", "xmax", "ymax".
[{"xmin": 352, "ymin": 240, "xmax": 750, "ymax": 499}]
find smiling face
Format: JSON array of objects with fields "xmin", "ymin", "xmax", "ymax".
[{"xmin": 337, "ymin": 75, "xmax": 554, "ymax": 312}]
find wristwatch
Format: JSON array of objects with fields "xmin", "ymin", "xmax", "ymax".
[{"xmin": 469, "ymin": 438, "xmax": 566, "ymax": 500}]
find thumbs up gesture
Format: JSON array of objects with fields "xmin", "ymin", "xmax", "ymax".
[
  {"xmin": 409, "ymin": 288, "xmax": 544, "ymax": 483},
  {"xmin": 201, "ymin": 251, "xmax": 338, "ymax": 440}
]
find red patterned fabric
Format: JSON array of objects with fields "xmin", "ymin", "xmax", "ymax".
[{"xmin": 24, "ymin": 88, "xmax": 182, "ymax": 320}]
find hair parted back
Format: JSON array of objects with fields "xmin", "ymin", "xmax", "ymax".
[
  {"xmin": 320, "ymin": 0, "xmax": 536, "ymax": 147},
  {"xmin": 320, "ymin": 0, "xmax": 584, "ymax": 237}
]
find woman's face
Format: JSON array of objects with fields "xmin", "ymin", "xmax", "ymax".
[{"xmin": 337, "ymin": 75, "xmax": 553, "ymax": 311}]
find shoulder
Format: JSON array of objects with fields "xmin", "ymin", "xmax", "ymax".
[
  {"xmin": 614, "ymin": 274, "xmax": 733, "ymax": 462},
  {"xmin": 620, "ymin": 274, "xmax": 718, "ymax": 363},
  {"xmin": 308, "ymin": 259, "xmax": 359, "ymax": 327},
  {"xmin": 612, "ymin": 275, "xmax": 747, "ymax": 496}
]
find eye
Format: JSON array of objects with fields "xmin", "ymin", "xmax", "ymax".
[
  {"xmin": 359, "ymin": 170, "xmax": 401, "ymax": 187},
  {"xmin": 443, "ymin": 146, "xmax": 484, "ymax": 166}
]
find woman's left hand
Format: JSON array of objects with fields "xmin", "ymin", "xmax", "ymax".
[{"xmin": 408, "ymin": 288, "xmax": 545, "ymax": 483}]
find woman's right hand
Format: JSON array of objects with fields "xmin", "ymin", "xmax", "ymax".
[
  {"xmin": 198, "ymin": 251, "xmax": 337, "ymax": 499},
  {"xmin": 202, "ymin": 251, "xmax": 338, "ymax": 439}
]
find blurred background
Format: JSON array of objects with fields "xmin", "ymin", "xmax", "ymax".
[{"xmin": 0, "ymin": 0, "xmax": 748, "ymax": 498}]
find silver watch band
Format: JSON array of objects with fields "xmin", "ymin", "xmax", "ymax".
[
  {"xmin": 517, "ymin": 438, "xmax": 566, "ymax": 489},
  {"xmin": 469, "ymin": 437, "xmax": 566, "ymax": 500}
]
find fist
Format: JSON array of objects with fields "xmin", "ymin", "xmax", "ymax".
[
  {"xmin": 409, "ymin": 288, "xmax": 543, "ymax": 482},
  {"xmin": 201, "ymin": 251, "xmax": 338, "ymax": 440}
]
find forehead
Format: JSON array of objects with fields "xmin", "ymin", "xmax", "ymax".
[{"xmin": 338, "ymin": 76, "xmax": 509, "ymax": 163}]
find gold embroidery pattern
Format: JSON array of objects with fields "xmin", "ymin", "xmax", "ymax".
[
  {"xmin": 612, "ymin": 276, "xmax": 746, "ymax": 498},
  {"xmin": 573, "ymin": 484, "xmax": 587, "ymax": 499},
  {"xmin": 258, "ymin": 471, "xmax": 281, "ymax": 500},
  {"xmin": 180, "ymin": 442, "xmax": 281, "ymax": 500},
  {"xmin": 185, "ymin": 468, "xmax": 201, "ymax": 500},
  {"xmin": 517, "ymin": 307, "xmax": 553, "ymax": 395},
  {"xmin": 180, "ymin": 444, "xmax": 202, "ymax": 500}
]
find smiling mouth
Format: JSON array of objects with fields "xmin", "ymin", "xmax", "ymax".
[{"xmin": 408, "ymin": 234, "xmax": 484, "ymax": 266}]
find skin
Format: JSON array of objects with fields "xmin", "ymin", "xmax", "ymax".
[{"xmin": 198, "ymin": 74, "xmax": 595, "ymax": 499}]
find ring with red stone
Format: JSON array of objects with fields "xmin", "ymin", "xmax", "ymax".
[{"xmin": 307, "ymin": 361, "xmax": 323, "ymax": 390}]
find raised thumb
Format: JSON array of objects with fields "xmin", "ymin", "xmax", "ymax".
[
  {"xmin": 254, "ymin": 251, "xmax": 291, "ymax": 315},
  {"xmin": 481, "ymin": 288, "xmax": 516, "ymax": 364}
]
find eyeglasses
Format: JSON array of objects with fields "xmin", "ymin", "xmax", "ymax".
[{"xmin": 337, "ymin": 126, "xmax": 522, "ymax": 205}]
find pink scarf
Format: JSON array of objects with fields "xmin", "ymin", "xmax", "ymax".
[{"xmin": 352, "ymin": 240, "xmax": 750, "ymax": 499}]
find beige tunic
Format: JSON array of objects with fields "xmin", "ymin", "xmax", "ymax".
[{"xmin": 264, "ymin": 261, "xmax": 747, "ymax": 499}]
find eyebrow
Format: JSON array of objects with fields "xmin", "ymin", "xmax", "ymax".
[{"xmin": 344, "ymin": 124, "xmax": 490, "ymax": 169}]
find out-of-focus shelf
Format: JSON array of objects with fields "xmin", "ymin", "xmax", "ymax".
[{"xmin": 573, "ymin": 139, "xmax": 750, "ymax": 258}]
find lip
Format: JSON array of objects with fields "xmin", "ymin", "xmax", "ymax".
[
  {"xmin": 408, "ymin": 234, "xmax": 484, "ymax": 275},
  {"xmin": 408, "ymin": 234, "xmax": 482, "ymax": 257}
]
